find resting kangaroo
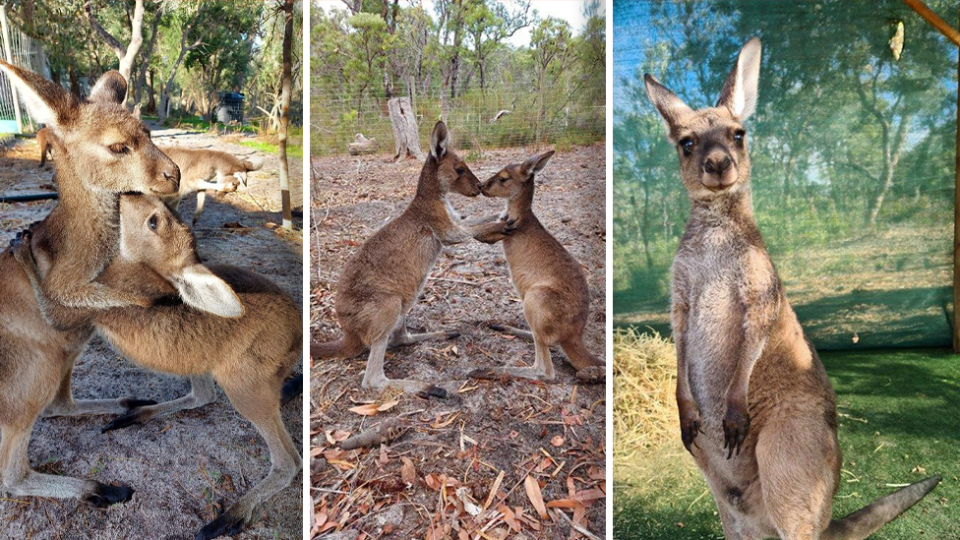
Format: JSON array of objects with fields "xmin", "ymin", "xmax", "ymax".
[
  {"xmin": 12, "ymin": 193, "xmax": 302, "ymax": 540},
  {"xmin": 0, "ymin": 62, "xmax": 179, "ymax": 507},
  {"xmin": 312, "ymin": 121, "xmax": 515, "ymax": 396},
  {"xmin": 159, "ymin": 146, "xmax": 263, "ymax": 226},
  {"xmin": 470, "ymin": 151, "xmax": 604, "ymax": 383},
  {"xmin": 645, "ymin": 38, "xmax": 938, "ymax": 540}
]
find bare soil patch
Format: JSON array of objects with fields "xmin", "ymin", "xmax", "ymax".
[
  {"xmin": 310, "ymin": 144, "xmax": 606, "ymax": 539},
  {"xmin": 0, "ymin": 125, "xmax": 304, "ymax": 540}
]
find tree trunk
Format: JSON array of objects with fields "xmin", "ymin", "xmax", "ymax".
[
  {"xmin": 278, "ymin": 0, "xmax": 294, "ymax": 230},
  {"xmin": 134, "ymin": 12, "xmax": 160, "ymax": 107},
  {"xmin": 158, "ymin": 33, "xmax": 200, "ymax": 123},
  {"xmin": 146, "ymin": 69, "xmax": 156, "ymax": 114},
  {"xmin": 387, "ymin": 96, "xmax": 424, "ymax": 161},
  {"xmin": 84, "ymin": 0, "xmax": 145, "ymax": 85}
]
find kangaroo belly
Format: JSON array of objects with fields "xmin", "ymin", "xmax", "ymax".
[{"xmin": 685, "ymin": 274, "xmax": 742, "ymax": 425}]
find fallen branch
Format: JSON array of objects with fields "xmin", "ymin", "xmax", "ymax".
[{"xmin": 339, "ymin": 419, "xmax": 408, "ymax": 450}]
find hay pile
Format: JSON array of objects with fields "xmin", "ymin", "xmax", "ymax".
[{"xmin": 613, "ymin": 328, "xmax": 678, "ymax": 460}]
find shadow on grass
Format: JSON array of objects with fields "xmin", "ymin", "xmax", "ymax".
[{"xmin": 615, "ymin": 349, "xmax": 960, "ymax": 539}]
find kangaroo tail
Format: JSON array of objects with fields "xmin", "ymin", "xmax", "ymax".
[
  {"xmin": 311, "ymin": 333, "xmax": 364, "ymax": 361},
  {"xmin": 822, "ymin": 476, "xmax": 940, "ymax": 540},
  {"xmin": 280, "ymin": 372, "xmax": 303, "ymax": 405},
  {"xmin": 243, "ymin": 158, "xmax": 264, "ymax": 171}
]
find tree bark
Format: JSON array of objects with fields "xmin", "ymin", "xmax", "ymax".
[
  {"xmin": 158, "ymin": 14, "xmax": 203, "ymax": 123},
  {"xmin": 387, "ymin": 96, "xmax": 424, "ymax": 161},
  {"xmin": 278, "ymin": 0, "xmax": 294, "ymax": 229},
  {"xmin": 85, "ymin": 0, "xmax": 145, "ymax": 85},
  {"xmin": 134, "ymin": 11, "xmax": 161, "ymax": 108}
]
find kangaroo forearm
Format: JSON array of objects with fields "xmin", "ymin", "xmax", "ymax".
[
  {"xmin": 462, "ymin": 213, "xmax": 502, "ymax": 228},
  {"xmin": 435, "ymin": 224, "xmax": 472, "ymax": 246},
  {"xmin": 14, "ymin": 249, "xmax": 92, "ymax": 330}
]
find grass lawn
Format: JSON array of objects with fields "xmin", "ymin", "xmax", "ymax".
[{"xmin": 614, "ymin": 349, "xmax": 960, "ymax": 539}]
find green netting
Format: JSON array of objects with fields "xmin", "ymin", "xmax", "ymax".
[{"xmin": 613, "ymin": 0, "xmax": 960, "ymax": 350}]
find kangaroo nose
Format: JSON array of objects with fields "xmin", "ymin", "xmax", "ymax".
[
  {"xmin": 163, "ymin": 169, "xmax": 180, "ymax": 190},
  {"xmin": 704, "ymin": 155, "xmax": 732, "ymax": 176}
]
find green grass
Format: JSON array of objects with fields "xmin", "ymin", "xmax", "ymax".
[
  {"xmin": 237, "ymin": 139, "xmax": 303, "ymax": 159},
  {"xmin": 614, "ymin": 349, "xmax": 960, "ymax": 539}
]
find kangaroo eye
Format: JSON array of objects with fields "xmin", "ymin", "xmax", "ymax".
[
  {"xmin": 733, "ymin": 129, "xmax": 746, "ymax": 144},
  {"xmin": 455, "ymin": 167, "xmax": 466, "ymax": 175},
  {"xmin": 108, "ymin": 143, "xmax": 129, "ymax": 155},
  {"xmin": 679, "ymin": 138, "xmax": 695, "ymax": 155},
  {"xmin": 148, "ymin": 215, "xmax": 158, "ymax": 231}
]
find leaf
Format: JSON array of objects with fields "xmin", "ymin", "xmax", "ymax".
[
  {"xmin": 377, "ymin": 399, "xmax": 399, "ymax": 412},
  {"xmin": 550, "ymin": 435, "xmax": 565, "ymax": 447},
  {"xmin": 401, "ymin": 456, "xmax": 416, "ymax": 485},
  {"xmin": 524, "ymin": 475, "xmax": 548, "ymax": 519},
  {"xmin": 348, "ymin": 403, "xmax": 381, "ymax": 416}
]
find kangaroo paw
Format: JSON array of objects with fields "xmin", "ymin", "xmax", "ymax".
[
  {"xmin": 83, "ymin": 483, "xmax": 134, "ymax": 508},
  {"xmin": 195, "ymin": 504, "xmax": 252, "ymax": 540},
  {"xmin": 722, "ymin": 403, "xmax": 751, "ymax": 459},
  {"xmin": 417, "ymin": 385, "xmax": 450, "ymax": 400}
]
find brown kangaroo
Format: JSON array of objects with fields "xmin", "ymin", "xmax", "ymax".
[
  {"xmin": 159, "ymin": 146, "xmax": 264, "ymax": 226},
  {"xmin": 12, "ymin": 193, "xmax": 302, "ymax": 540},
  {"xmin": 469, "ymin": 151, "xmax": 604, "ymax": 383},
  {"xmin": 0, "ymin": 61, "xmax": 179, "ymax": 507},
  {"xmin": 646, "ymin": 37, "xmax": 938, "ymax": 540},
  {"xmin": 37, "ymin": 126, "xmax": 54, "ymax": 167},
  {"xmin": 312, "ymin": 121, "xmax": 515, "ymax": 397}
]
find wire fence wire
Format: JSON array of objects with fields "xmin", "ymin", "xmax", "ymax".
[
  {"xmin": 312, "ymin": 83, "xmax": 605, "ymax": 157},
  {"xmin": 0, "ymin": 13, "xmax": 42, "ymax": 133}
]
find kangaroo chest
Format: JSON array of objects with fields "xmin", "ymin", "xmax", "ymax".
[{"xmin": 676, "ymin": 227, "xmax": 748, "ymax": 415}]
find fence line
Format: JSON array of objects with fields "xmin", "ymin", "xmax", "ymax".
[{"xmin": 0, "ymin": 9, "xmax": 42, "ymax": 134}]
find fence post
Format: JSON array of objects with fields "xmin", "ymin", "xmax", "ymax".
[{"xmin": 0, "ymin": 5, "xmax": 23, "ymax": 134}]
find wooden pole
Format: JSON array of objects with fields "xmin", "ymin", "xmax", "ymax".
[
  {"xmin": 0, "ymin": 5, "xmax": 23, "ymax": 134},
  {"xmin": 904, "ymin": 0, "xmax": 960, "ymax": 46}
]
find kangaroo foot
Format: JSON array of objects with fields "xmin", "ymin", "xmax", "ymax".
[
  {"xmin": 575, "ymin": 366, "xmax": 605, "ymax": 384},
  {"xmin": 83, "ymin": 483, "xmax": 135, "ymax": 508},
  {"xmin": 194, "ymin": 502, "xmax": 254, "ymax": 540}
]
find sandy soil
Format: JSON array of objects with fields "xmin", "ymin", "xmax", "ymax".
[
  {"xmin": 309, "ymin": 145, "xmax": 607, "ymax": 539},
  {"xmin": 0, "ymin": 124, "xmax": 304, "ymax": 540}
]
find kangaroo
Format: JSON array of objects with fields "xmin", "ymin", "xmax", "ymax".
[
  {"xmin": 12, "ymin": 193, "xmax": 302, "ymax": 540},
  {"xmin": 311, "ymin": 121, "xmax": 516, "ymax": 397},
  {"xmin": 469, "ymin": 151, "xmax": 604, "ymax": 384},
  {"xmin": 0, "ymin": 62, "xmax": 179, "ymax": 507},
  {"xmin": 159, "ymin": 146, "xmax": 263, "ymax": 226},
  {"xmin": 37, "ymin": 126, "xmax": 54, "ymax": 167},
  {"xmin": 645, "ymin": 37, "xmax": 938, "ymax": 540}
]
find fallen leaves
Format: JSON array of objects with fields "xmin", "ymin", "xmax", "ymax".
[
  {"xmin": 524, "ymin": 475, "xmax": 549, "ymax": 519},
  {"xmin": 348, "ymin": 399, "xmax": 399, "ymax": 416}
]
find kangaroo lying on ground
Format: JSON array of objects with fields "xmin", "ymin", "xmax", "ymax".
[
  {"xmin": 12, "ymin": 193, "xmax": 302, "ymax": 540},
  {"xmin": 0, "ymin": 61, "xmax": 179, "ymax": 507},
  {"xmin": 469, "ymin": 151, "xmax": 604, "ymax": 384},
  {"xmin": 645, "ymin": 37, "xmax": 938, "ymax": 540},
  {"xmin": 312, "ymin": 121, "xmax": 516, "ymax": 397},
  {"xmin": 159, "ymin": 146, "xmax": 263, "ymax": 226}
]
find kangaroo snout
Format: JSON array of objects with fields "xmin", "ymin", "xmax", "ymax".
[
  {"xmin": 701, "ymin": 151, "xmax": 736, "ymax": 190},
  {"xmin": 154, "ymin": 164, "xmax": 181, "ymax": 195}
]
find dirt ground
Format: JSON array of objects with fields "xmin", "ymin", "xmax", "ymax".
[
  {"xmin": 309, "ymin": 145, "xmax": 607, "ymax": 539},
  {"xmin": 0, "ymin": 124, "xmax": 304, "ymax": 540}
]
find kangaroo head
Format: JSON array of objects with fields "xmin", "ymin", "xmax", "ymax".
[
  {"xmin": 644, "ymin": 37, "xmax": 761, "ymax": 201},
  {"xmin": 428, "ymin": 121, "xmax": 481, "ymax": 197},
  {"xmin": 481, "ymin": 150, "xmax": 555, "ymax": 198},
  {"xmin": 0, "ymin": 61, "xmax": 180, "ymax": 196},
  {"xmin": 118, "ymin": 194, "xmax": 243, "ymax": 318}
]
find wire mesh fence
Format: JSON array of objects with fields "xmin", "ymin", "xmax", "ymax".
[
  {"xmin": 312, "ymin": 83, "xmax": 605, "ymax": 157},
  {"xmin": 0, "ymin": 9, "xmax": 43, "ymax": 134}
]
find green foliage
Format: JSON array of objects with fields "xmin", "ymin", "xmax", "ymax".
[
  {"xmin": 613, "ymin": 0, "xmax": 959, "ymax": 349},
  {"xmin": 311, "ymin": 0, "xmax": 605, "ymax": 157}
]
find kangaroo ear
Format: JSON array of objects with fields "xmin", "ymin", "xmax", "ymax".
[
  {"xmin": 0, "ymin": 60, "xmax": 76, "ymax": 127},
  {"xmin": 88, "ymin": 71, "xmax": 128, "ymax": 106},
  {"xmin": 521, "ymin": 150, "xmax": 555, "ymax": 178},
  {"xmin": 430, "ymin": 121, "xmax": 450, "ymax": 159},
  {"xmin": 644, "ymin": 74, "xmax": 693, "ymax": 140},
  {"xmin": 716, "ymin": 37, "xmax": 762, "ymax": 120},
  {"xmin": 171, "ymin": 265, "xmax": 245, "ymax": 318}
]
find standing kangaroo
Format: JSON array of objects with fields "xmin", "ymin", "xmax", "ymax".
[
  {"xmin": 37, "ymin": 126, "xmax": 54, "ymax": 167},
  {"xmin": 159, "ymin": 146, "xmax": 263, "ymax": 226},
  {"xmin": 0, "ymin": 62, "xmax": 179, "ymax": 507},
  {"xmin": 470, "ymin": 151, "xmax": 604, "ymax": 383},
  {"xmin": 12, "ymin": 193, "xmax": 301, "ymax": 540},
  {"xmin": 646, "ymin": 38, "xmax": 938, "ymax": 540},
  {"xmin": 312, "ymin": 121, "xmax": 515, "ymax": 396}
]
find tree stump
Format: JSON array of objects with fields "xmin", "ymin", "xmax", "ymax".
[{"xmin": 387, "ymin": 96, "xmax": 424, "ymax": 161}]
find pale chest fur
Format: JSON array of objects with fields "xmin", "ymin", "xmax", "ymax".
[{"xmin": 674, "ymin": 224, "xmax": 749, "ymax": 417}]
